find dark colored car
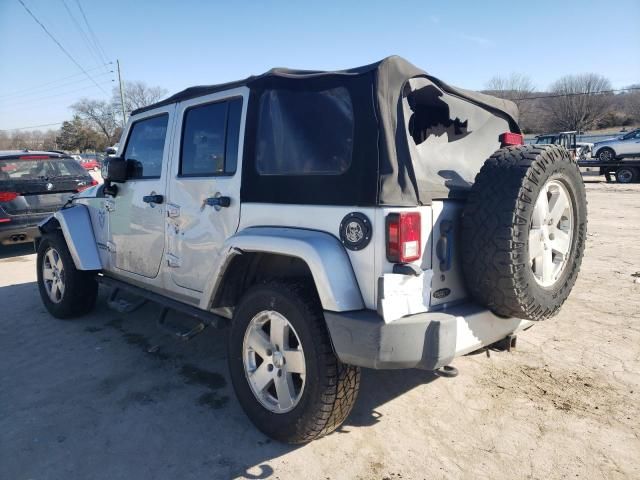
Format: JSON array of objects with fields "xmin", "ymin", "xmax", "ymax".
[{"xmin": 0, "ymin": 151, "xmax": 97, "ymax": 245}]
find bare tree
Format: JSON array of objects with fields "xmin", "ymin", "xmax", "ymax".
[
  {"xmin": 622, "ymin": 84, "xmax": 640, "ymax": 123},
  {"xmin": 71, "ymin": 98, "xmax": 120, "ymax": 144},
  {"xmin": 546, "ymin": 74, "xmax": 612, "ymax": 132},
  {"xmin": 485, "ymin": 73, "xmax": 535, "ymax": 116},
  {"xmin": 112, "ymin": 81, "xmax": 168, "ymax": 117},
  {"xmin": 0, "ymin": 129, "xmax": 60, "ymax": 150}
]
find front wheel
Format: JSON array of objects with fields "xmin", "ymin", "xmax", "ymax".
[
  {"xmin": 228, "ymin": 281, "xmax": 360, "ymax": 443},
  {"xmin": 597, "ymin": 147, "xmax": 616, "ymax": 162},
  {"xmin": 36, "ymin": 231, "xmax": 98, "ymax": 318}
]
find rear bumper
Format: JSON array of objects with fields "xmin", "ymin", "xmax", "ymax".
[
  {"xmin": 0, "ymin": 224, "xmax": 40, "ymax": 245},
  {"xmin": 324, "ymin": 304, "xmax": 533, "ymax": 370},
  {"xmin": 0, "ymin": 214, "xmax": 51, "ymax": 245}
]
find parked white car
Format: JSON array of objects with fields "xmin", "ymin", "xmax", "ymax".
[{"xmin": 592, "ymin": 128, "xmax": 640, "ymax": 161}]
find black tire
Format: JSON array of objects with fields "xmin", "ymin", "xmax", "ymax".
[
  {"xmin": 615, "ymin": 167, "xmax": 638, "ymax": 184},
  {"xmin": 36, "ymin": 231, "xmax": 98, "ymax": 319},
  {"xmin": 461, "ymin": 145, "xmax": 587, "ymax": 321},
  {"xmin": 228, "ymin": 281, "xmax": 360, "ymax": 444},
  {"xmin": 597, "ymin": 147, "xmax": 616, "ymax": 162}
]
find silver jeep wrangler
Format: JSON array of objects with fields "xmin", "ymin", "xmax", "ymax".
[{"xmin": 36, "ymin": 56, "xmax": 587, "ymax": 444}]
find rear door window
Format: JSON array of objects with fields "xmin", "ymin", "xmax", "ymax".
[
  {"xmin": 179, "ymin": 97, "xmax": 243, "ymax": 176},
  {"xmin": 255, "ymin": 87, "xmax": 354, "ymax": 175},
  {"xmin": 123, "ymin": 114, "xmax": 169, "ymax": 179}
]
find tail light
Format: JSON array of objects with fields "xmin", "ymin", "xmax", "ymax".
[
  {"xmin": 500, "ymin": 132, "xmax": 524, "ymax": 147},
  {"xmin": 19, "ymin": 155, "xmax": 50, "ymax": 160},
  {"xmin": 0, "ymin": 192, "xmax": 19, "ymax": 202},
  {"xmin": 386, "ymin": 212, "xmax": 421, "ymax": 263},
  {"xmin": 77, "ymin": 179, "xmax": 99, "ymax": 192}
]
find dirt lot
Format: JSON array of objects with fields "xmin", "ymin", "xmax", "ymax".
[{"xmin": 1, "ymin": 179, "xmax": 638, "ymax": 480}]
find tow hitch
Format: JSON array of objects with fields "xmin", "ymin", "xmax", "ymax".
[{"xmin": 491, "ymin": 334, "xmax": 517, "ymax": 352}]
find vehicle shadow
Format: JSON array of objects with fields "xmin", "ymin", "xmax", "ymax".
[
  {"xmin": 1, "ymin": 281, "xmax": 444, "ymax": 480},
  {"xmin": 0, "ymin": 242, "xmax": 35, "ymax": 259}
]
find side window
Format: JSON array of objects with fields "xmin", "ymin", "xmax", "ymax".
[
  {"xmin": 123, "ymin": 114, "xmax": 169, "ymax": 179},
  {"xmin": 179, "ymin": 97, "xmax": 243, "ymax": 176},
  {"xmin": 621, "ymin": 130, "xmax": 640, "ymax": 140},
  {"xmin": 255, "ymin": 87, "xmax": 354, "ymax": 176}
]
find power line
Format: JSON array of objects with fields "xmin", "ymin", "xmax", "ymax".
[
  {"xmin": 73, "ymin": 0, "xmax": 110, "ymax": 67},
  {"xmin": 0, "ymin": 63, "xmax": 113, "ymax": 99},
  {"xmin": 1, "ymin": 112, "xmax": 129, "ymax": 132},
  {"xmin": 60, "ymin": 0, "xmax": 106, "ymax": 70},
  {"xmin": 0, "ymin": 81, "xmax": 115, "ymax": 110},
  {"xmin": 516, "ymin": 86, "xmax": 640, "ymax": 102},
  {"xmin": 0, "ymin": 71, "xmax": 114, "ymax": 101},
  {"xmin": 16, "ymin": 0, "xmax": 109, "ymax": 96},
  {"xmin": 0, "ymin": 122, "xmax": 65, "ymax": 131}
]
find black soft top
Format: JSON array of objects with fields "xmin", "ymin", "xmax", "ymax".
[
  {"xmin": 135, "ymin": 56, "xmax": 520, "ymax": 206},
  {"xmin": 133, "ymin": 56, "xmax": 519, "ymax": 124}
]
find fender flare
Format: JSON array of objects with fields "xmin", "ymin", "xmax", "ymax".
[
  {"xmin": 200, "ymin": 227, "xmax": 364, "ymax": 312},
  {"xmin": 38, "ymin": 205, "xmax": 102, "ymax": 271}
]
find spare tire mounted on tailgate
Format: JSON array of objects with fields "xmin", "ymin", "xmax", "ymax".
[{"xmin": 461, "ymin": 144, "xmax": 587, "ymax": 321}]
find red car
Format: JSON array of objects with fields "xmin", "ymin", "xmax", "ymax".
[{"xmin": 78, "ymin": 154, "xmax": 101, "ymax": 171}]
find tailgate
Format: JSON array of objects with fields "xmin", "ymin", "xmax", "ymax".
[
  {"xmin": 429, "ymin": 200, "xmax": 468, "ymax": 307},
  {"xmin": 0, "ymin": 180, "xmax": 78, "ymax": 215}
]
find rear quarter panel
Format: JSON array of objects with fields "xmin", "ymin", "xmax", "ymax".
[{"xmin": 238, "ymin": 204, "xmax": 378, "ymax": 309}]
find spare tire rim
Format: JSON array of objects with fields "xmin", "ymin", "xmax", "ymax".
[
  {"xmin": 529, "ymin": 179, "xmax": 574, "ymax": 287},
  {"xmin": 242, "ymin": 310, "xmax": 306, "ymax": 413},
  {"xmin": 42, "ymin": 247, "xmax": 65, "ymax": 303}
]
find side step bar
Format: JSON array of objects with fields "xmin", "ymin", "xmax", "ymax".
[{"xmin": 98, "ymin": 275, "xmax": 228, "ymax": 335}]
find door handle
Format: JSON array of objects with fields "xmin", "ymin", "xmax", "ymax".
[
  {"xmin": 204, "ymin": 196, "xmax": 231, "ymax": 209},
  {"xmin": 436, "ymin": 220, "xmax": 453, "ymax": 272},
  {"xmin": 143, "ymin": 194, "xmax": 164, "ymax": 204}
]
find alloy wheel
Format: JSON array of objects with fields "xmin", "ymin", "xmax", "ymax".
[
  {"xmin": 529, "ymin": 179, "xmax": 574, "ymax": 287},
  {"xmin": 242, "ymin": 310, "xmax": 306, "ymax": 413},
  {"xmin": 42, "ymin": 247, "xmax": 65, "ymax": 303}
]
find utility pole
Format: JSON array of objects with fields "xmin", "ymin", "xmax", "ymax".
[{"xmin": 117, "ymin": 59, "xmax": 126, "ymax": 127}]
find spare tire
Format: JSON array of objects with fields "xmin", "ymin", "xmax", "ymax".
[{"xmin": 461, "ymin": 145, "xmax": 587, "ymax": 321}]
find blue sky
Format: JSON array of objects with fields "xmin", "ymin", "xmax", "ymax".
[{"xmin": 1, "ymin": 0, "xmax": 639, "ymax": 131}]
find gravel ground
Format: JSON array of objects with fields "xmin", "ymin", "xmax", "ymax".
[{"xmin": 0, "ymin": 179, "xmax": 638, "ymax": 480}]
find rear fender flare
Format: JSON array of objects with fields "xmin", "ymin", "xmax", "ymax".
[
  {"xmin": 38, "ymin": 205, "xmax": 102, "ymax": 271},
  {"xmin": 200, "ymin": 227, "xmax": 364, "ymax": 313}
]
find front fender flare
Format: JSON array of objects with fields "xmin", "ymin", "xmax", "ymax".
[
  {"xmin": 200, "ymin": 227, "xmax": 364, "ymax": 312},
  {"xmin": 38, "ymin": 205, "xmax": 102, "ymax": 271}
]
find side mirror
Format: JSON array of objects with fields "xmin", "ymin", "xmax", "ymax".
[{"xmin": 102, "ymin": 157, "xmax": 127, "ymax": 183}]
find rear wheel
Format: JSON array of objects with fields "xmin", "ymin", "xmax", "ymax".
[
  {"xmin": 228, "ymin": 281, "xmax": 360, "ymax": 443},
  {"xmin": 615, "ymin": 167, "xmax": 638, "ymax": 184},
  {"xmin": 36, "ymin": 231, "xmax": 98, "ymax": 318},
  {"xmin": 461, "ymin": 145, "xmax": 587, "ymax": 321}
]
